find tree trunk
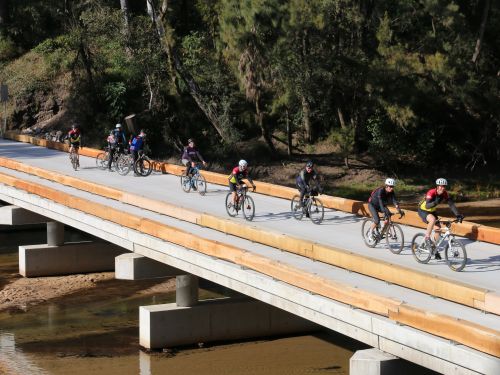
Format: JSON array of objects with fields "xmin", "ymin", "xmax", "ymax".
[
  {"xmin": 286, "ymin": 109, "xmax": 292, "ymax": 156},
  {"xmin": 472, "ymin": 0, "xmax": 491, "ymax": 63},
  {"xmin": 302, "ymin": 96, "xmax": 312, "ymax": 142},
  {"xmin": 337, "ymin": 107, "xmax": 347, "ymax": 129},
  {"xmin": 255, "ymin": 93, "xmax": 276, "ymax": 153},
  {"xmin": 0, "ymin": 0, "xmax": 9, "ymax": 28}
]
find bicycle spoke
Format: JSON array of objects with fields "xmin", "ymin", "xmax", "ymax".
[
  {"xmin": 290, "ymin": 195, "xmax": 304, "ymax": 220},
  {"xmin": 308, "ymin": 198, "xmax": 324, "ymax": 224},
  {"xmin": 385, "ymin": 224, "xmax": 404, "ymax": 254},
  {"xmin": 361, "ymin": 219, "xmax": 378, "ymax": 248},
  {"xmin": 445, "ymin": 239, "xmax": 467, "ymax": 272},
  {"xmin": 411, "ymin": 233, "xmax": 432, "ymax": 264}
]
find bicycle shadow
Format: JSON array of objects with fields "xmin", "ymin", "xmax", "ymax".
[
  {"xmin": 460, "ymin": 254, "xmax": 500, "ymax": 273},
  {"xmin": 252, "ymin": 211, "xmax": 295, "ymax": 222}
]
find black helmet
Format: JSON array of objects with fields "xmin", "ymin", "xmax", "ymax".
[
  {"xmin": 187, "ymin": 138, "xmax": 194, "ymax": 144},
  {"xmin": 306, "ymin": 160, "xmax": 314, "ymax": 168}
]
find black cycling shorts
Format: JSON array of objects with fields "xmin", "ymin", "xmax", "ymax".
[{"xmin": 418, "ymin": 208, "xmax": 438, "ymax": 224}]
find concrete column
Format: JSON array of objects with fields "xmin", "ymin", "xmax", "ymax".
[
  {"xmin": 350, "ymin": 349, "xmax": 404, "ymax": 375},
  {"xmin": 139, "ymin": 297, "xmax": 319, "ymax": 349},
  {"xmin": 176, "ymin": 275, "xmax": 198, "ymax": 307},
  {"xmin": 47, "ymin": 222, "xmax": 64, "ymax": 246},
  {"xmin": 115, "ymin": 253, "xmax": 184, "ymax": 280}
]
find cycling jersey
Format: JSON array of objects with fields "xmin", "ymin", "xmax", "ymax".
[
  {"xmin": 419, "ymin": 188, "xmax": 449, "ymax": 212},
  {"xmin": 369, "ymin": 187, "xmax": 399, "ymax": 210},
  {"xmin": 68, "ymin": 129, "xmax": 81, "ymax": 145},
  {"xmin": 112, "ymin": 129, "xmax": 126, "ymax": 145},
  {"xmin": 296, "ymin": 168, "xmax": 318, "ymax": 186},
  {"xmin": 229, "ymin": 166, "xmax": 248, "ymax": 184},
  {"xmin": 181, "ymin": 146, "xmax": 205, "ymax": 163}
]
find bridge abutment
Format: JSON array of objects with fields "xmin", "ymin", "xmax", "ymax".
[
  {"xmin": 139, "ymin": 297, "xmax": 318, "ymax": 349},
  {"xmin": 350, "ymin": 349, "xmax": 405, "ymax": 375}
]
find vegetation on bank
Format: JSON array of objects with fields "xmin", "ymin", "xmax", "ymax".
[{"xmin": 0, "ymin": 1, "xmax": 499, "ymax": 195}]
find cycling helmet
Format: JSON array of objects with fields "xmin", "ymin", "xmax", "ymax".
[
  {"xmin": 187, "ymin": 138, "xmax": 194, "ymax": 144},
  {"xmin": 71, "ymin": 123, "xmax": 79, "ymax": 129},
  {"xmin": 385, "ymin": 178, "xmax": 396, "ymax": 187},
  {"xmin": 239, "ymin": 159, "xmax": 248, "ymax": 168},
  {"xmin": 306, "ymin": 160, "xmax": 314, "ymax": 168},
  {"xmin": 436, "ymin": 178, "xmax": 448, "ymax": 186},
  {"xmin": 115, "ymin": 123, "xmax": 122, "ymax": 128}
]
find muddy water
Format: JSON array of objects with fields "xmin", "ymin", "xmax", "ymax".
[{"xmin": 0, "ymin": 229, "xmax": 434, "ymax": 375}]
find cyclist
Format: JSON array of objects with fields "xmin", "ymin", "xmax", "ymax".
[
  {"xmin": 68, "ymin": 124, "xmax": 81, "ymax": 168},
  {"xmin": 130, "ymin": 130, "xmax": 146, "ymax": 175},
  {"xmin": 108, "ymin": 123, "xmax": 126, "ymax": 171},
  {"xmin": 296, "ymin": 161, "xmax": 321, "ymax": 214},
  {"xmin": 418, "ymin": 178, "xmax": 464, "ymax": 259},
  {"xmin": 181, "ymin": 138, "xmax": 207, "ymax": 177},
  {"xmin": 368, "ymin": 178, "xmax": 404, "ymax": 239},
  {"xmin": 228, "ymin": 159, "xmax": 256, "ymax": 208}
]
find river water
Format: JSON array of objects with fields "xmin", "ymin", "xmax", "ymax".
[{"xmin": 0, "ymin": 228, "xmax": 435, "ymax": 375}]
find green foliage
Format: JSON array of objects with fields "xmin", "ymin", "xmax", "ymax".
[
  {"xmin": 103, "ymin": 82, "xmax": 127, "ymax": 121},
  {"xmin": 0, "ymin": 36, "xmax": 18, "ymax": 62}
]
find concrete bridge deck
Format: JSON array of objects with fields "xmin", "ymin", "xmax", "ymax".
[{"xmin": 0, "ymin": 138, "xmax": 499, "ymax": 374}]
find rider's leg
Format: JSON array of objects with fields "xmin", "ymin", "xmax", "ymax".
[
  {"xmin": 108, "ymin": 147, "xmax": 115, "ymax": 170},
  {"xmin": 368, "ymin": 203, "xmax": 380, "ymax": 232}
]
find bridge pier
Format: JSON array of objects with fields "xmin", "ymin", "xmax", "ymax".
[
  {"xmin": 350, "ymin": 349, "xmax": 405, "ymax": 375},
  {"xmin": 115, "ymin": 253, "xmax": 184, "ymax": 280},
  {"xmin": 139, "ymin": 296, "xmax": 318, "ymax": 349},
  {"xmin": 176, "ymin": 274, "xmax": 198, "ymax": 307},
  {"xmin": 47, "ymin": 221, "xmax": 64, "ymax": 246}
]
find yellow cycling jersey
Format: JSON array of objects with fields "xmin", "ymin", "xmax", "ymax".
[{"xmin": 419, "ymin": 199, "xmax": 436, "ymax": 212}]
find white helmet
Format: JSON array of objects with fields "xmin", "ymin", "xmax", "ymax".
[
  {"xmin": 115, "ymin": 123, "xmax": 122, "ymax": 128},
  {"xmin": 239, "ymin": 159, "xmax": 248, "ymax": 168},
  {"xmin": 436, "ymin": 178, "xmax": 447, "ymax": 186},
  {"xmin": 385, "ymin": 178, "xmax": 396, "ymax": 187}
]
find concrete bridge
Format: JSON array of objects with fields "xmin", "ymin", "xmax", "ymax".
[{"xmin": 0, "ymin": 137, "xmax": 499, "ymax": 375}]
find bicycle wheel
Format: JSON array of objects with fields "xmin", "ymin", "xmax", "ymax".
[
  {"xmin": 135, "ymin": 157, "xmax": 153, "ymax": 177},
  {"xmin": 180, "ymin": 175, "xmax": 192, "ymax": 193},
  {"xmin": 385, "ymin": 223, "xmax": 404, "ymax": 254},
  {"xmin": 290, "ymin": 195, "xmax": 304, "ymax": 220},
  {"xmin": 361, "ymin": 218, "xmax": 377, "ymax": 248},
  {"xmin": 242, "ymin": 195, "xmax": 255, "ymax": 221},
  {"xmin": 411, "ymin": 233, "xmax": 432, "ymax": 264},
  {"xmin": 117, "ymin": 155, "xmax": 132, "ymax": 176},
  {"xmin": 194, "ymin": 174, "xmax": 207, "ymax": 196},
  {"xmin": 308, "ymin": 197, "xmax": 324, "ymax": 224},
  {"xmin": 70, "ymin": 152, "xmax": 78, "ymax": 170},
  {"xmin": 225, "ymin": 193, "xmax": 238, "ymax": 217},
  {"xmin": 96, "ymin": 152, "xmax": 108, "ymax": 170},
  {"xmin": 444, "ymin": 239, "xmax": 467, "ymax": 272}
]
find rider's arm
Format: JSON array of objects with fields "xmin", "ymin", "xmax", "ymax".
[
  {"xmin": 447, "ymin": 198, "xmax": 460, "ymax": 216},
  {"xmin": 424, "ymin": 195, "xmax": 441, "ymax": 209},
  {"xmin": 195, "ymin": 150, "xmax": 205, "ymax": 163}
]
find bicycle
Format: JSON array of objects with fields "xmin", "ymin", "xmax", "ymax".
[
  {"xmin": 410, "ymin": 218, "xmax": 467, "ymax": 272},
  {"xmin": 69, "ymin": 145, "xmax": 80, "ymax": 170},
  {"xmin": 133, "ymin": 151, "xmax": 153, "ymax": 177},
  {"xmin": 95, "ymin": 147, "xmax": 120, "ymax": 171},
  {"xmin": 290, "ymin": 189, "xmax": 324, "ymax": 224},
  {"xmin": 225, "ymin": 184, "xmax": 256, "ymax": 221},
  {"xmin": 180, "ymin": 163, "xmax": 207, "ymax": 195},
  {"xmin": 361, "ymin": 212, "xmax": 405, "ymax": 254},
  {"xmin": 116, "ymin": 152, "xmax": 134, "ymax": 176}
]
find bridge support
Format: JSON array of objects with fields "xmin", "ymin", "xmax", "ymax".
[
  {"xmin": 47, "ymin": 221, "xmax": 64, "ymax": 246},
  {"xmin": 115, "ymin": 253, "xmax": 184, "ymax": 280},
  {"xmin": 0, "ymin": 205, "xmax": 48, "ymax": 225},
  {"xmin": 19, "ymin": 241, "xmax": 127, "ymax": 277},
  {"xmin": 176, "ymin": 275, "xmax": 198, "ymax": 307},
  {"xmin": 350, "ymin": 349, "xmax": 405, "ymax": 375},
  {"xmin": 139, "ymin": 297, "xmax": 318, "ymax": 349}
]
